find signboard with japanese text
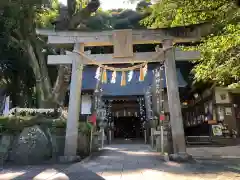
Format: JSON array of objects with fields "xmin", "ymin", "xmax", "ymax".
[
  {"xmin": 97, "ymin": 108, "xmax": 106, "ymax": 119},
  {"xmin": 152, "ymin": 67, "xmax": 164, "ymax": 117},
  {"xmin": 144, "ymin": 86, "xmax": 153, "ymax": 120}
]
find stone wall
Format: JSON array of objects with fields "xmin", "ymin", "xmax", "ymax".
[{"xmin": 0, "ymin": 125, "xmax": 98, "ymax": 165}]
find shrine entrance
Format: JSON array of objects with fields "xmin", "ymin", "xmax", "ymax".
[
  {"xmin": 232, "ymin": 93, "xmax": 240, "ymax": 133},
  {"xmin": 37, "ymin": 23, "xmax": 209, "ymax": 158},
  {"xmin": 114, "ymin": 116, "xmax": 142, "ymax": 139},
  {"xmin": 111, "ymin": 98, "xmax": 143, "ymax": 140}
]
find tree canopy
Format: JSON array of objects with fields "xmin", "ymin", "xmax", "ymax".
[
  {"xmin": 54, "ymin": 1, "xmax": 151, "ymax": 30},
  {"xmin": 141, "ymin": 0, "xmax": 240, "ymax": 88},
  {"xmin": 0, "ymin": 0, "xmax": 153, "ymax": 108},
  {"xmin": 1, "ymin": 0, "xmax": 239, "ymax": 109},
  {"xmin": 0, "ymin": 0, "xmax": 101, "ymax": 108}
]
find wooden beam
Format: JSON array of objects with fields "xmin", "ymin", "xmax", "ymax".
[
  {"xmin": 47, "ymin": 50, "xmax": 200, "ymax": 65},
  {"xmin": 36, "ymin": 23, "xmax": 210, "ymax": 46},
  {"xmin": 112, "ymin": 103, "xmax": 139, "ymax": 108}
]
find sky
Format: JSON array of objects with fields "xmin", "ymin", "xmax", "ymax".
[{"xmin": 59, "ymin": 0, "xmax": 137, "ymax": 10}]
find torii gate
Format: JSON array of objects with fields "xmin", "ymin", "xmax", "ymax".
[{"xmin": 37, "ymin": 23, "xmax": 209, "ymax": 159}]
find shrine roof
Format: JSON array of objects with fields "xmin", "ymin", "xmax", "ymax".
[{"xmin": 81, "ymin": 63, "xmax": 187, "ymax": 96}]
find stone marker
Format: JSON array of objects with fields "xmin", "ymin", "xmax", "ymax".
[{"xmin": 9, "ymin": 125, "xmax": 51, "ymax": 164}]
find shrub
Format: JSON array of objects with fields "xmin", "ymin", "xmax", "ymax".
[{"xmin": 0, "ymin": 115, "xmax": 93, "ymax": 135}]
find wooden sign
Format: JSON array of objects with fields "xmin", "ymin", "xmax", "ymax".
[
  {"xmin": 225, "ymin": 107, "xmax": 232, "ymax": 115},
  {"xmin": 144, "ymin": 86, "xmax": 153, "ymax": 120},
  {"xmin": 154, "ymin": 130, "xmax": 161, "ymax": 135},
  {"xmin": 152, "ymin": 67, "xmax": 164, "ymax": 116},
  {"xmin": 97, "ymin": 109, "xmax": 106, "ymax": 118},
  {"xmin": 208, "ymin": 120, "xmax": 217, "ymax": 125},
  {"xmin": 113, "ymin": 29, "xmax": 133, "ymax": 58}
]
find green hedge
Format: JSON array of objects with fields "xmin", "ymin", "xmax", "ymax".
[{"xmin": 0, "ymin": 115, "xmax": 93, "ymax": 135}]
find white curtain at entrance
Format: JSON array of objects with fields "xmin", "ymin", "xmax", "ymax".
[
  {"xmin": 3, "ymin": 96, "xmax": 10, "ymax": 116},
  {"xmin": 81, "ymin": 95, "xmax": 92, "ymax": 114}
]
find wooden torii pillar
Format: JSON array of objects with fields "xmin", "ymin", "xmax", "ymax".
[{"xmin": 37, "ymin": 23, "xmax": 209, "ymax": 160}]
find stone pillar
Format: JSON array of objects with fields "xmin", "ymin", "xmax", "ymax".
[
  {"xmin": 64, "ymin": 44, "xmax": 84, "ymax": 158},
  {"xmin": 162, "ymin": 39, "xmax": 187, "ymax": 154}
]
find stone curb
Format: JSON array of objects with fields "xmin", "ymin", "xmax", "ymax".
[
  {"xmin": 148, "ymin": 146, "xmax": 240, "ymax": 161},
  {"xmin": 79, "ymin": 148, "xmax": 106, "ymax": 164},
  {"xmin": 194, "ymin": 156, "xmax": 240, "ymax": 160},
  {"xmin": 78, "ymin": 154, "xmax": 94, "ymax": 164},
  {"xmin": 147, "ymin": 146, "xmax": 170, "ymax": 161},
  {"xmin": 163, "ymin": 154, "xmax": 240, "ymax": 161},
  {"xmin": 57, "ymin": 148, "xmax": 106, "ymax": 164}
]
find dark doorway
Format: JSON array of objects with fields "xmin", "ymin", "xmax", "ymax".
[
  {"xmin": 114, "ymin": 116, "xmax": 142, "ymax": 139},
  {"xmin": 232, "ymin": 93, "xmax": 240, "ymax": 134}
]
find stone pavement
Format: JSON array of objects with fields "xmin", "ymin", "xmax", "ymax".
[
  {"xmin": 0, "ymin": 163, "xmax": 106, "ymax": 180},
  {"xmin": 80, "ymin": 144, "xmax": 240, "ymax": 180},
  {"xmin": 0, "ymin": 144, "xmax": 240, "ymax": 179}
]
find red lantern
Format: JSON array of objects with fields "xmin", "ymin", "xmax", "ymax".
[
  {"xmin": 160, "ymin": 115, "xmax": 165, "ymax": 121},
  {"xmin": 89, "ymin": 112, "xmax": 97, "ymax": 125}
]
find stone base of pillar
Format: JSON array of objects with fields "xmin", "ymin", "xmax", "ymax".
[
  {"xmin": 59, "ymin": 155, "xmax": 81, "ymax": 163},
  {"xmin": 168, "ymin": 152, "xmax": 195, "ymax": 163},
  {"xmin": 164, "ymin": 127, "xmax": 174, "ymax": 154},
  {"xmin": 155, "ymin": 135, "xmax": 161, "ymax": 152}
]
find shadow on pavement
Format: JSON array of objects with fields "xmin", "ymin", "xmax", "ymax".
[
  {"xmin": 0, "ymin": 163, "xmax": 106, "ymax": 180},
  {"xmin": 83, "ymin": 145, "xmax": 240, "ymax": 178},
  {"xmin": 1, "ymin": 145, "xmax": 240, "ymax": 179}
]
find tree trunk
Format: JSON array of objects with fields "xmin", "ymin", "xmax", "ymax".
[
  {"xmin": 33, "ymin": 38, "xmax": 52, "ymax": 97},
  {"xmin": 26, "ymin": 38, "xmax": 72, "ymax": 108},
  {"xmin": 26, "ymin": 40, "xmax": 53, "ymax": 108},
  {"xmin": 21, "ymin": 0, "xmax": 100, "ymax": 108},
  {"xmin": 33, "ymin": 37, "xmax": 67, "ymax": 108},
  {"xmin": 52, "ymin": 64, "xmax": 71, "ymax": 106}
]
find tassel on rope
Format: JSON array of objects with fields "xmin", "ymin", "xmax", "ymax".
[
  {"xmin": 128, "ymin": 70, "xmax": 133, "ymax": 82},
  {"xmin": 102, "ymin": 68, "xmax": 107, "ymax": 83},
  {"xmin": 139, "ymin": 66, "xmax": 144, "ymax": 81},
  {"xmin": 111, "ymin": 71, "xmax": 116, "ymax": 84},
  {"xmin": 121, "ymin": 71, "xmax": 126, "ymax": 86},
  {"xmin": 143, "ymin": 64, "xmax": 148, "ymax": 77},
  {"xmin": 95, "ymin": 67, "xmax": 101, "ymax": 80}
]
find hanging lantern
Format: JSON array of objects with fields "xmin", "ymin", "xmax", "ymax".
[{"xmin": 160, "ymin": 114, "xmax": 165, "ymax": 121}]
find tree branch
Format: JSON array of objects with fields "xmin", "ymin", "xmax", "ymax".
[
  {"xmin": 68, "ymin": 0, "xmax": 100, "ymax": 29},
  {"xmin": 67, "ymin": 0, "xmax": 76, "ymax": 17}
]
